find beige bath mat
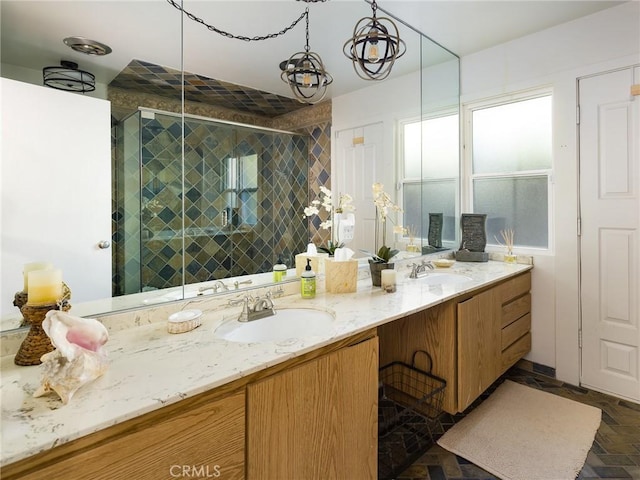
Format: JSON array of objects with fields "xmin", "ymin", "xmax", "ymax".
[{"xmin": 437, "ymin": 380, "xmax": 601, "ymax": 480}]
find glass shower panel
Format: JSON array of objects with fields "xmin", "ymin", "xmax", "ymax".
[
  {"xmin": 139, "ymin": 111, "xmax": 184, "ymax": 290},
  {"xmin": 230, "ymin": 126, "xmax": 264, "ymax": 277},
  {"xmin": 183, "ymin": 117, "xmax": 234, "ymax": 283},
  {"xmin": 271, "ymin": 132, "xmax": 309, "ymax": 269},
  {"xmin": 114, "ymin": 111, "xmax": 142, "ymax": 296},
  {"xmin": 119, "ymin": 113, "xmax": 309, "ymax": 290}
]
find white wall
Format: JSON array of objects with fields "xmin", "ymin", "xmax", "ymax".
[
  {"xmin": 461, "ymin": 1, "xmax": 639, "ymax": 385},
  {"xmin": 333, "ymin": 1, "xmax": 640, "ymax": 386},
  {"xmin": 332, "ymin": 68, "xmax": 422, "ymax": 188}
]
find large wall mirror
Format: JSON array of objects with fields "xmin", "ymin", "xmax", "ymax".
[{"xmin": 0, "ymin": 1, "xmax": 459, "ymax": 332}]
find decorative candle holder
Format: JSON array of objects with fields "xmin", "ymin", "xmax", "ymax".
[
  {"xmin": 13, "ymin": 291, "xmax": 29, "ymax": 327},
  {"xmin": 14, "ymin": 300, "xmax": 71, "ymax": 366}
]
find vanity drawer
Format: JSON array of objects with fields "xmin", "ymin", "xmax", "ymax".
[
  {"xmin": 501, "ymin": 332, "xmax": 532, "ymax": 373},
  {"xmin": 499, "ymin": 271, "xmax": 531, "ymax": 305},
  {"xmin": 502, "ymin": 293, "xmax": 531, "ymax": 328},
  {"xmin": 502, "ymin": 313, "xmax": 531, "ymax": 351}
]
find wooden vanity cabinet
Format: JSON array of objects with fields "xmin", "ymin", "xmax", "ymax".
[
  {"xmin": 246, "ymin": 336, "xmax": 379, "ymax": 480},
  {"xmin": 3, "ymin": 389, "xmax": 245, "ymax": 480},
  {"xmin": 3, "ymin": 331, "xmax": 378, "ymax": 480},
  {"xmin": 379, "ymin": 271, "xmax": 532, "ymax": 414},
  {"xmin": 456, "ymin": 272, "xmax": 532, "ymax": 410}
]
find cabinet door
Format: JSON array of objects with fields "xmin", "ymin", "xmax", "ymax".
[
  {"xmin": 247, "ymin": 337, "xmax": 379, "ymax": 480},
  {"xmin": 13, "ymin": 391, "xmax": 245, "ymax": 480},
  {"xmin": 457, "ymin": 288, "xmax": 500, "ymax": 411}
]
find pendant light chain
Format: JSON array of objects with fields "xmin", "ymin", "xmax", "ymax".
[
  {"xmin": 165, "ymin": 0, "xmax": 308, "ymax": 42},
  {"xmin": 305, "ymin": 8, "xmax": 310, "ymax": 52}
]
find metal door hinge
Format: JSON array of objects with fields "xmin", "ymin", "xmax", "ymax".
[
  {"xmin": 577, "ymin": 217, "xmax": 582, "ymax": 236},
  {"xmin": 576, "ymin": 105, "xmax": 580, "ymax": 125},
  {"xmin": 578, "ymin": 329, "xmax": 583, "ymax": 349}
]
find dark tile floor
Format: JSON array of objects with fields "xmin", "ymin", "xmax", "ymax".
[{"xmin": 388, "ymin": 366, "xmax": 640, "ymax": 480}]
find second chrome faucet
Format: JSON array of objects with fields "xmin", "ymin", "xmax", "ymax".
[
  {"xmin": 229, "ymin": 291, "xmax": 276, "ymax": 322},
  {"xmin": 409, "ymin": 260, "xmax": 435, "ymax": 279}
]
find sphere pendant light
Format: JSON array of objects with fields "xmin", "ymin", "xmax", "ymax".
[
  {"xmin": 280, "ymin": 7, "xmax": 333, "ymax": 104},
  {"xmin": 343, "ymin": 0, "xmax": 406, "ymax": 81}
]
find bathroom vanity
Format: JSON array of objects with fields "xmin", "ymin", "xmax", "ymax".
[{"xmin": 0, "ymin": 260, "xmax": 532, "ymax": 480}]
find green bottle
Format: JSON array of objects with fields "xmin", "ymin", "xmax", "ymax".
[
  {"xmin": 300, "ymin": 258, "xmax": 316, "ymax": 299},
  {"xmin": 273, "ymin": 255, "xmax": 287, "ymax": 282}
]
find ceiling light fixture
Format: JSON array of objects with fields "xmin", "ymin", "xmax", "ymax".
[
  {"xmin": 343, "ymin": 0, "xmax": 406, "ymax": 81},
  {"xmin": 43, "ymin": 60, "xmax": 96, "ymax": 93},
  {"xmin": 280, "ymin": 7, "xmax": 333, "ymax": 104},
  {"xmin": 165, "ymin": 0, "xmax": 333, "ymax": 103},
  {"xmin": 63, "ymin": 36, "xmax": 112, "ymax": 56}
]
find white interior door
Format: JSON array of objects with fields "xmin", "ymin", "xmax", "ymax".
[
  {"xmin": 579, "ymin": 66, "xmax": 640, "ymax": 402},
  {"xmin": 335, "ymin": 123, "xmax": 385, "ymax": 255},
  {"xmin": 1, "ymin": 78, "xmax": 112, "ymax": 318}
]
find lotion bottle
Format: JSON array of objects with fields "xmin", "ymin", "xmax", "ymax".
[
  {"xmin": 273, "ymin": 255, "xmax": 287, "ymax": 282},
  {"xmin": 300, "ymin": 258, "xmax": 316, "ymax": 299}
]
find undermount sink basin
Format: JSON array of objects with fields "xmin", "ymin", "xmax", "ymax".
[
  {"xmin": 417, "ymin": 273, "xmax": 473, "ymax": 285},
  {"xmin": 215, "ymin": 308, "xmax": 335, "ymax": 343}
]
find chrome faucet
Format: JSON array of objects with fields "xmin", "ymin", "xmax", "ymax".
[
  {"xmin": 229, "ymin": 291, "xmax": 276, "ymax": 322},
  {"xmin": 233, "ymin": 279, "xmax": 253, "ymax": 289},
  {"xmin": 198, "ymin": 280, "xmax": 229, "ymax": 295},
  {"xmin": 409, "ymin": 260, "xmax": 435, "ymax": 279}
]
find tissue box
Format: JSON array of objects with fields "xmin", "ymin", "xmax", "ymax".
[
  {"xmin": 295, "ymin": 253, "xmax": 329, "ymax": 276},
  {"xmin": 324, "ymin": 258, "xmax": 358, "ymax": 293}
]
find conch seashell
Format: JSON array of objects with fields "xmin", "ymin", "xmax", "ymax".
[{"xmin": 34, "ymin": 311, "xmax": 109, "ymax": 405}]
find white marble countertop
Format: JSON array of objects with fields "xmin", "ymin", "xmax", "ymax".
[{"xmin": 0, "ymin": 260, "xmax": 531, "ymax": 467}]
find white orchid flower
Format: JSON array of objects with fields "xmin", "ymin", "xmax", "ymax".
[{"xmin": 304, "ymin": 206, "xmax": 319, "ymax": 217}]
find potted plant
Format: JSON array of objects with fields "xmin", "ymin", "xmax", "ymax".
[
  {"xmin": 303, "ymin": 185, "xmax": 355, "ymax": 256},
  {"xmin": 366, "ymin": 183, "xmax": 402, "ymax": 286}
]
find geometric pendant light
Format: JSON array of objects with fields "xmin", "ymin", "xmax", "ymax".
[
  {"xmin": 280, "ymin": 7, "xmax": 333, "ymax": 104},
  {"xmin": 343, "ymin": 0, "xmax": 406, "ymax": 81}
]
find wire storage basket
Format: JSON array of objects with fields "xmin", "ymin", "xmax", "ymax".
[{"xmin": 378, "ymin": 350, "xmax": 446, "ymax": 480}]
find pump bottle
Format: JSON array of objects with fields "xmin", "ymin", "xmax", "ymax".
[
  {"xmin": 273, "ymin": 255, "xmax": 287, "ymax": 282},
  {"xmin": 300, "ymin": 258, "xmax": 316, "ymax": 299}
]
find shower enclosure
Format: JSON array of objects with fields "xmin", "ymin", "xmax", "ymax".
[{"xmin": 113, "ymin": 109, "xmax": 309, "ymax": 296}]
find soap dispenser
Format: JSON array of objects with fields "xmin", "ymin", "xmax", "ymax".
[
  {"xmin": 300, "ymin": 258, "xmax": 316, "ymax": 299},
  {"xmin": 273, "ymin": 255, "xmax": 287, "ymax": 282}
]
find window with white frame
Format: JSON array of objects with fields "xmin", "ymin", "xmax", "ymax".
[
  {"xmin": 400, "ymin": 112, "xmax": 459, "ymax": 246},
  {"xmin": 467, "ymin": 93, "xmax": 552, "ymax": 250}
]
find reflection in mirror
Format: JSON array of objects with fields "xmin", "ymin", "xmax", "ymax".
[
  {"xmin": 117, "ymin": 110, "xmax": 308, "ymax": 292},
  {"xmin": 0, "ymin": 0, "xmax": 182, "ymax": 331},
  {"xmin": 333, "ymin": 7, "xmax": 460, "ymax": 259},
  {"xmin": 1, "ymin": 1, "xmax": 460, "ymax": 333},
  {"xmin": 418, "ymin": 32, "xmax": 460, "ymax": 253}
]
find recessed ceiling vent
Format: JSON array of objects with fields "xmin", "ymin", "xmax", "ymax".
[
  {"xmin": 42, "ymin": 60, "xmax": 96, "ymax": 93},
  {"xmin": 63, "ymin": 36, "xmax": 112, "ymax": 56}
]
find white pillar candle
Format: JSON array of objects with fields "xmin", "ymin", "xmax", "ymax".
[
  {"xmin": 27, "ymin": 269, "xmax": 63, "ymax": 305},
  {"xmin": 381, "ymin": 269, "xmax": 397, "ymax": 293},
  {"xmin": 22, "ymin": 262, "xmax": 54, "ymax": 291}
]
